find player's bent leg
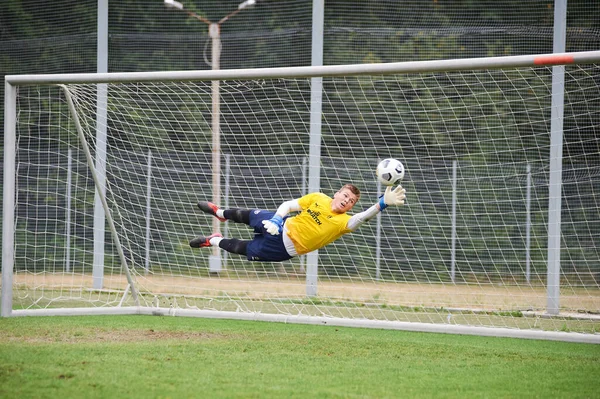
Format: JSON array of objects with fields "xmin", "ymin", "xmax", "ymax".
[
  {"xmin": 189, "ymin": 232, "xmax": 223, "ymax": 248},
  {"xmin": 218, "ymin": 238, "xmax": 250, "ymax": 255},
  {"xmin": 223, "ymin": 209, "xmax": 251, "ymax": 225},
  {"xmin": 197, "ymin": 201, "xmax": 227, "ymax": 222}
]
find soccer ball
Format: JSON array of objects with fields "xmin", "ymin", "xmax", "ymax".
[{"xmin": 376, "ymin": 158, "xmax": 405, "ymax": 186}]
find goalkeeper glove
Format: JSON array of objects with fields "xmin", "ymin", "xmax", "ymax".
[
  {"xmin": 378, "ymin": 185, "xmax": 406, "ymax": 211},
  {"xmin": 262, "ymin": 215, "xmax": 284, "ymax": 235}
]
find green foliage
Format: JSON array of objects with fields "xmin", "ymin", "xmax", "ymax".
[{"xmin": 1, "ymin": 1, "xmax": 599, "ymax": 283}]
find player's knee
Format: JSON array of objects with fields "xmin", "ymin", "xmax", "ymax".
[
  {"xmin": 219, "ymin": 238, "xmax": 248, "ymax": 255},
  {"xmin": 224, "ymin": 209, "xmax": 250, "ymax": 224}
]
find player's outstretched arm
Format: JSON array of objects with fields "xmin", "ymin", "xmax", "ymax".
[
  {"xmin": 262, "ymin": 199, "xmax": 301, "ymax": 235},
  {"xmin": 347, "ymin": 185, "xmax": 406, "ymax": 231}
]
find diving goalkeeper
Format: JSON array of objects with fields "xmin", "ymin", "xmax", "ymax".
[{"xmin": 190, "ymin": 184, "xmax": 406, "ymax": 262}]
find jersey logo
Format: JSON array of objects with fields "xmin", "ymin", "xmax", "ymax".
[{"xmin": 306, "ymin": 208, "xmax": 322, "ymax": 225}]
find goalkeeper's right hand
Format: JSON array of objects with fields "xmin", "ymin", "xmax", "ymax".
[
  {"xmin": 379, "ymin": 185, "xmax": 406, "ymax": 211},
  {"xmin": 262, "ymin": 215, "xmax": 284, "ymax": 235}
]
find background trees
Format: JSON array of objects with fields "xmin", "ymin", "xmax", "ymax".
[{"xmin": 1, "ymin": 0, "xmax": 599, "ymax": 280}]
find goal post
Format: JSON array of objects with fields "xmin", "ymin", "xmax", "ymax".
[
  {"xmin": 3, "ymin": 51, "xmax": 600, "ymax": 343},
  {"xmin": 2, "ymin": 81, "xmax": 17, "ymax": 317}
]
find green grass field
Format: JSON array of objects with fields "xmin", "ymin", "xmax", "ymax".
[{"xmin": 0, "ymin": 315, "xmax": 598, "ymax": 398}]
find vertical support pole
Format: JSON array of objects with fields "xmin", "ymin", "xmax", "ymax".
[
  {"xmin": 306, "ymin": 0, "xmax": 324, "ymax": 297},
  {"xmin": 525, "ymin": 163, "xmax": 531, "ymax": 283},
  {"xmin": 375, "ymin": 175, "xmax": 382, "ymax": 280},
  {"xmin": 450, "ymin": 160, "xmax": 457, "ymax": 283},
  {"xmin": 145, "ymin": 149, "xmax": 152, "ymax": 275},
  {"xmin": 65, "ymin": 148, "xmax": 73, "ymax": 273},
  {"xmin": 299, "ymin": 157, "xmax": 308, "ymax": 274},
  {"xmin": 2, "ymin": 81, "xmax": 17, "ymax": 317},
  {"xmin": 223, "ymin": 153, "xmax": 231, "ymax": 267},
  {"xmin": 301, "ymin": 157, "xmax": 308, "ymax": 196},
  {"xmin": 209, "ymin": 22, "xmax": 223, "ymax": 273},
  {"xmin": 546, "ymin": 0, "xmax": 567, "ymax": 315},
  {"xmin": 93, "ymin": 0, "xmax": 109, "ymax": 289}
]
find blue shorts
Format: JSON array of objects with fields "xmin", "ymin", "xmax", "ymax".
[{"xmin": 246, "ymin": 210, "xmax": 293, "ymax": 262}]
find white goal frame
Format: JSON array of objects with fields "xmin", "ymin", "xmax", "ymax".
[{"xmin": 3, "ymin": 50, "xmax": 600, "ymax": 344}]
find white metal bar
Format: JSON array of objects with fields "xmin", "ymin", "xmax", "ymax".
[
  {"xmin": 546, "ymin": 0, "xmax": 567, "ymax": 315},
  {"xmin": 450, "ymin": 160, "xmax": 457, "ymax": 283},
  {"xmin": 11, "ymin": 307, "xmax": 141, "ymax": 317},
  {"xmin": 305, "ymin": 0, "xmax": 325, "ymax": 297},
  {"xmin": 60, "ymin": 85, "xmax": 140, "ymax": 305},
  {"xmin": 209, "ymin": 23, "xmax": 222, "ymax": 267},
  {"xmin": 375, "ymin": 172, "xmax": 382, "ymax": 281},
  {"xmin": 1, "ymin": 81, "xmax": 17, "ymax": 317},
  {"xmin": 299, "ymin": 156, "xmax": 307, "ymax": 274},
  {"xmin": 223, "ymin": 153, "xmax": 231, "ymax": 267},
  {"xmin": 7, "ymin": 51, "xmax": 600, "ymax": 86},
  {"xmin": 65, "ymin": 148, "xmax": 72, "ymax": 273},
  {"xmin": 94, "ymin": 0, "xmax": 109, "ymax": 289},
  {"xmin": 118, "ymin": 285, "xmax": 131, "ymax": 307},
  {"xmin": 526, "ymin": 164, "xmax": 532, "ymax": 283},
  {"xmin": 9, "ymin": 307, "xmax": 600, "ymax": 344},
  {"xmin": 145, "ymin": 150, "xmax": 152, "ymax": 275},
  {"xmin": 97, "ymin": 0, "xmax": 108, "ymax": 75},
  {"xmin": 92, "ymin": 83, "xmax": 108, "ymax": 289}
]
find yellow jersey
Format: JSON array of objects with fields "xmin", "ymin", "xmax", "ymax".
[{"xmin": 285, "ymin": 192, "xmax": 352, "ymax": 255}]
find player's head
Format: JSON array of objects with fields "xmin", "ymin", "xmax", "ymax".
[{"xmin": 331, "ymin": 184, "xmax": 360, "ymax": 214}]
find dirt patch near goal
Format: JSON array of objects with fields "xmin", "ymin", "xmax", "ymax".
[
  {"xmin": 0, "ymin": 328, "xmax": 228, "ymax": 344},
  {"xmin": 6, "ymin": 272, "xmax": 600, "ymax": 312}
]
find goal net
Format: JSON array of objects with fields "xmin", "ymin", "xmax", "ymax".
[{"xmin": 3, "ymin": 52, "xmax": 600, "ymax": 342}]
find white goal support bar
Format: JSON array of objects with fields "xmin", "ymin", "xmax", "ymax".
[
  {"xmin": 58, "ymin": 84, "xmax": 140, "ymax": 305},
  {"xmin": 6, "ymin": 51, "xmax": 600, "ymax": 85},
  {"xmin": 9, "ymin": 307, "xmax": 600, "ymax": 345}
]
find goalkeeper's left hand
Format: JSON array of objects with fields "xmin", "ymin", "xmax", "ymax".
[
  {"xmin": 262, "ymin": 215, "xmax": 284, "ymax": 235},
  {"xmin": 379, "ymin": 185, "xmax": 406, "ymax": 211}
]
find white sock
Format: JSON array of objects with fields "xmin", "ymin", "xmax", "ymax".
[
  {"xmin": 210, "ymin": 236, "xmax": 223, "ymax": 246},
  {"xmin": 216, "ymin": 210, "xmax": 225, "ymax": 218}
]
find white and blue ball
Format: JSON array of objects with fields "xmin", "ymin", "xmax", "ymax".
[{"xmin": 376, "ymin": 158, "xmax": 405, "ymax": 186}]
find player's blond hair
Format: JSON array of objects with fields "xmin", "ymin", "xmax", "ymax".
[{"xmin": 341, "ymin": 184, "xmax": 360, "ymax": 201}]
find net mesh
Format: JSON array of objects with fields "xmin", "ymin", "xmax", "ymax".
[{"xmin": 10, "ymin": 63, "xmax": 600, "ymax": 333}]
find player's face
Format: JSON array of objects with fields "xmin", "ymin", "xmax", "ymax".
[{"xmin": 331, "ymin": 188, "xmax": 358, "ymax": 214}]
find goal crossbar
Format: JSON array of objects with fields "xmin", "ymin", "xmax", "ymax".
[{"xmin": 6, "ymin": 50, "xmax": 600, "ymax": 85}]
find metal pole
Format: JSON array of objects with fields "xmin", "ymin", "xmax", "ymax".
[
  {"xmin": 223, "ymin": 153, "xmax": 231, "ymax": 267},
  {"xmin": 209, "ymin": 23, "xmax": 223, "ymax": 273},
  {"xmin": 546, "ymin": 0, "xmax": 567, "ymax": 315},
  {"xmin": 2, "ymin": 81, "xmax": 17, "ymax": 317},
  {"xmin": 162, "ymin": 1, "xmax": 256, "ymax": 273},
  {"xmin": 526, "ymin": 163, "xmax": 531, "ymax": 283},
  {"xmin": 9, "ymin": 51, "xmax": 600, "ymax": 86},
  {"xmin": 300, "ymin": 156, "xmax": 307, "ymax": 274},
  {"xmin": 145, "ymin": 149, "xmax": 152, "ymax": 275},
  {"xmin": 375, "ymin": 175, "xmax": 382, "ymax": 280},
  {"xmin": 61, "ymin": 85, "xmax": 139, "ymax": 305},
  {"xmin": 450, "ymin": 160, "xmax": 457, "ymax": 283},
  {"xmin": 306, "ymin": 0, "xmax": 324, "ymax": 297},
  {"xmin": 65, "ymin": 148, "xmax": 73, "ymax": 273},
  {"xmin": 93, "ymin": 0, "xmax": 109, "ymax": 289}
]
